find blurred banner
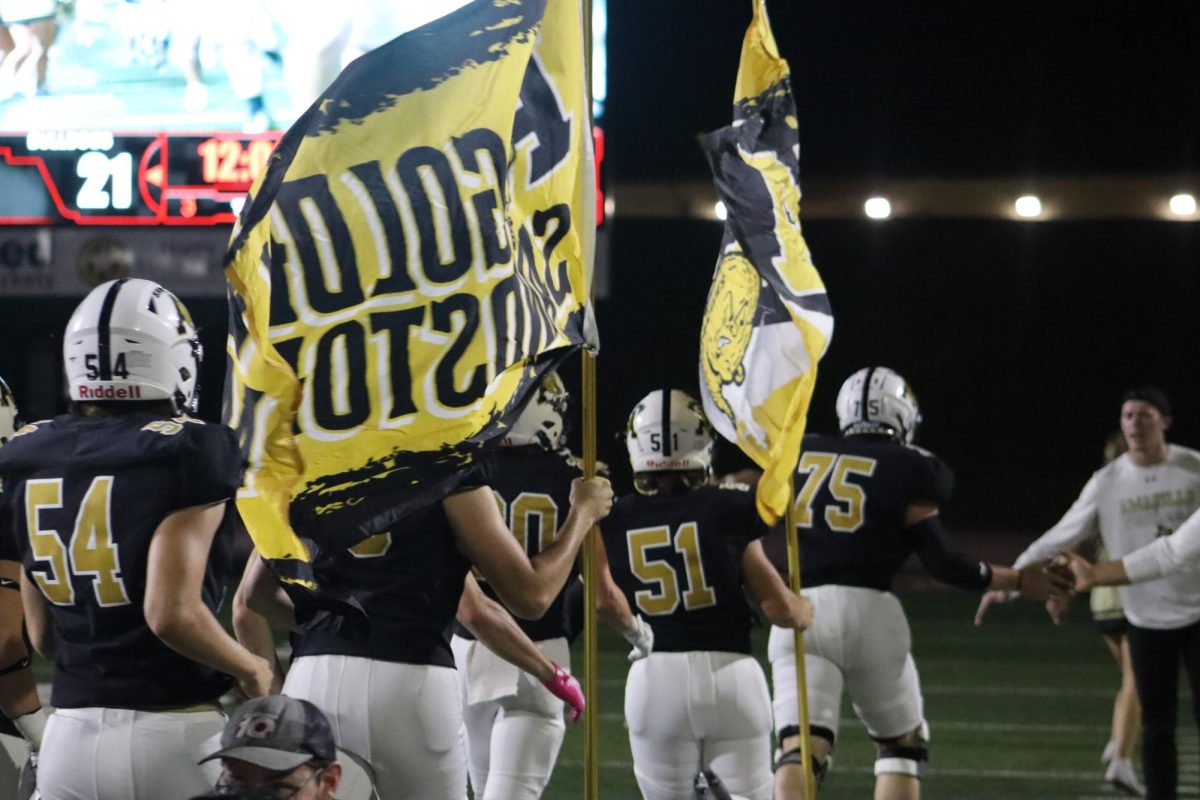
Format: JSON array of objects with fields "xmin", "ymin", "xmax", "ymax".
[{"xmin": 698, "ymin": 0, "xmax": 833, "ymax": 525}]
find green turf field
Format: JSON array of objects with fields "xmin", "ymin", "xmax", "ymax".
[{"xmin": 545, "ymin": 591, "xmax": 1196, "ymax": 800}]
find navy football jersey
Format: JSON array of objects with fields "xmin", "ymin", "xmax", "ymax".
[
  {"xmin": 0, "ymin": 413, "xmax": 240, "ymax": 709},
  {"xmin": 764, "ymin": 433, "xmax": 954, "ymax": 592},
  {"xmin": 455, "ymin": 446, "xmax": 581, "ymax": 643},
  {"xmin": 291, "ymin": 459, "xmax": 495, "ymax": 668},
  {"xmin": 601, "ymin": 483, "xmax": 767, "ymax": 655}
]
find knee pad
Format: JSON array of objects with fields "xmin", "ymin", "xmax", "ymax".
[
  {"xmin": 774, "ymin": 749, "xmax": 831, "ymax": 786},
  {"xmin": 873, "ymin": 723, "xmax": 929, "ymax": 779},
  {"xmin": 776, "ymin": 723, "xmax": 835, "ymax": 746},
  {"xmin": 774, "ymin": 725, "xmax": 835, "ymax": 786}
]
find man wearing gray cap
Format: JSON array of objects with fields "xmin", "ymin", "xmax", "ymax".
[{"xmin": 200, "ymin": 695, "xmax": 343, "ymax": 799}]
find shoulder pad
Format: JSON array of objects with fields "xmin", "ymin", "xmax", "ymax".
[{"xmin": 718, "ymin": 481, "xmax": 752, "ymax": 493}]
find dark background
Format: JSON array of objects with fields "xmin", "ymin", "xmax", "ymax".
[{"xmin": 3, "ymin": 1, "xmax": 1199, "ymax": 534}]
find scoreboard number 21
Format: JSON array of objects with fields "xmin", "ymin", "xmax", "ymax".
[{"xmin": 76, "ymin": 151, "xmax": 133, "ymax": 211}]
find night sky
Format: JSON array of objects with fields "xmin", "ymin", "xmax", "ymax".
[{"xmin": 2, "ymin": 1, "xmax": 1199, "ymax": 533}]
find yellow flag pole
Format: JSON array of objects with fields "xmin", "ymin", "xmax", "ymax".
[
  {"xmin": 580, "ymin": 3, "xmax": 600, "ymax": 800},
  {"xmin": 783, "ymin": 482, "xmax": 815, "ymax": 799},
  {"xmin": 581, "ymin": 351, "xmax": 599, "ymax": 800}
]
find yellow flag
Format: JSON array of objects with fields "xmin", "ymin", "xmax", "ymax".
[
  {"xmin": 699, "ymin": 0, "xmax": 833, "ymax": 525},
  {"xmin": 224, "ymin": 0, "xmax": 595, "ymax": 595}
]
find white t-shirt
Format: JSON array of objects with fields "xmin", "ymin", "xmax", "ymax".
[{"xmin": 1014, "ymin": 445, "xmax": 1200, "ymax": 629}]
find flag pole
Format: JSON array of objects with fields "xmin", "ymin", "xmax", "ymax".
[
  {"xmin": 784, "ymin": 482, "xmax": 815, "ymax": 799},
  {"xmin": 580, "ymin": 2, "xmax": 600, "ymax": 799}
]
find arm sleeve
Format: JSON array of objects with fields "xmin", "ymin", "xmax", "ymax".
[
  {"xmin": 1012, "ymin": 473, "xmax": 1102, "ymax": 569},
  {"xmin": 908, "ymin": 515, "xmax": 992, "ymax": 591},
  {"xmin": 1123, "ymin": 507, "xmax": 1200, "ymax": 583}
]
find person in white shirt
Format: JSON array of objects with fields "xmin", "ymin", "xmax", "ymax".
[{"xmin": 977, "ymin": 387, "xmax": 1200, "ymax": 800}]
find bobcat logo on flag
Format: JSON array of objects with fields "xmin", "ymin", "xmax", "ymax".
[
  {"xmin": 698, "ymin": 0, "xmax": 833, "ymax": 525},
  {"xmin": 223, "ymin": 0, "xmax": 596, "ymax": 599}
]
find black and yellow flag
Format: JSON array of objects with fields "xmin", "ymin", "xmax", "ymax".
[
  {"xmin": 699, "ymin": 0, "xmax": 834, "ymax": 525},
  {"xmin": 224, "ymin": 0, "xmax": 596, "ymax": 593}
]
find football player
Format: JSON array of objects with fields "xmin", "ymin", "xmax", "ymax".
[
  {"xmin": 597, "ymin": 389, "xmax": 813, "ymax": 800},
  {"xmin": 0, "ymin": 375, "xmax": 48, "ymax": 794},
  {"xmin": 768, "ymin": 367, "xmax": 1070, "ymax": 800},
  {"xmin": 232, "ymin": 401, "xmax": 613, "ymax": 800},
  {"xmin": 449, "ymin": 373, "xmax": 650, "ymax": 800},
  {"xmin": 3, "ymin": 278, "xmax": 273, "ymax": 799}
]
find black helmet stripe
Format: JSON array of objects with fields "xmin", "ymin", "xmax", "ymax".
[
  {"xmin": 661, "ymin": 389, "xmax": 673, "ymax": 457},
  {"xmin": 96, "ymin": 278, "xmax": 129, "ymax": 381},
  {"xmin": 861, "ymin": 366, "xmax": 876, "ymax": 423}
]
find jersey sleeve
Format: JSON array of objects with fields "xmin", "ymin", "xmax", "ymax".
[
  {"xmin": 175, "ymin": 423, "xmax": 243, "ymax": 509},
  {"xmin": 905, "ymin": 448, "xmax": 954, "ymax": 506}
]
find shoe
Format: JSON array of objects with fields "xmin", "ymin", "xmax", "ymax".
[
  {"xmin": 1101, "ymin": 739, "xmax": 1116, "ymax": 765},
  {"xmin": 1105, "ymin": 758, "xmax": 1145, "ymax": 797}
]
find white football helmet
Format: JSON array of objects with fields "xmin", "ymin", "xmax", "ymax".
[
  {"xmin": 63, "ymin": 278, "xmax": 203, "ymax": 414},
  {"xmin": 835, "ymin": 366, "xmax": 921, "ymax": 444},
  {"xmin": 0, "ymin": 375, "xmax": 18, "ymax": 446},
  {"xmin": 626, "ymin": 389, "xmax": 715, "ymax": 476},
  {"xmin": 503, "ymin": 371, "xmax": 570, "ymax": 450}
]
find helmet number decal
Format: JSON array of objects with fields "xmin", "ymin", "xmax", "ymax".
[
  {"xmin": 83, "ymin": 353, "xmax": 130, "ymax": 381},
  {"xmin": 794, "ymin": 453, "xmax": 878, "ymax": 534},
  {"xmin": 25, "ymin": 476, "xmax": 132, "ymax": 607},
  {"xmin": 626, "ymin": 522, "xmax": 717, "ymax": 615}
]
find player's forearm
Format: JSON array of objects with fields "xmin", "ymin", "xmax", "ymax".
[
  {"xmin": 520, "ymin": 506, "xmax": 596, "ymax": 615},
  {"xmin": 148, "ymin": 600, "xmax": 264, "ymax": 684},
  {"xmin": 1093, "ymin": 559, "xmax": 1131, "ymax": 587},
  {"xmin": 458, "ymin": 598, "xmax": 554, "ymax": 682},
  {"xmin": 0, "ymin": 670, "xmax": 41, "ymax": 720},
  {"xmin": 232, "ymin": 601, "xmax": 284, "ymax": 693}
]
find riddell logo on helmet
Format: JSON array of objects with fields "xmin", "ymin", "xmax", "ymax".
[
  {"xmin": 77, "ymin": 384, "xmax": 141, "ymax": 400},
  {"xmin": 645, "ymin": 458, "xmax": 693, "ymax": 469}
]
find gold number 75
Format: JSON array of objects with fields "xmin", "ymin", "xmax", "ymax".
[{"xmin": 794, "ymin": 453, "xmax": 877, "ymax": 533}]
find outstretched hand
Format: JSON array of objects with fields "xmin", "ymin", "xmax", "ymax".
[
  {"xmin": 1016, "ymin": 557, "xmax": 1075, "ymax": 602},
  {"xmin": 974, "ymin": 590, "xmax": 1012, "ymax": 626}
]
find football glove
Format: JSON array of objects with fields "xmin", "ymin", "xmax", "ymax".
[
  {"xmin": 541, "ymin": 662, "xmax": 584, "ymax": 723},
  {"xmin": 622, "ymin": 615, "xmax": 654, "ymax": 662}
]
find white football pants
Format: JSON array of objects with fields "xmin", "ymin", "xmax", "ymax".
[
  {"xmin": 285, "ymin": 654, "xmax": 467, "ymax": 800},
  {"xmin": 769, "ymin": 585, "xmax": 925, "ymax": 742},
  {"xmin": 451, "ymin": 635, "xmax": 568, "ymax": 800},
  {"xmin": 625, "ymin": 651, "xmax": 773, "ymax": 800},
  {"xmin": 35, "ymin": 707, "xmax": 223, "ymax": 800}
]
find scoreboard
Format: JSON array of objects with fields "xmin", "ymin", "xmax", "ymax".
[{"xmin": 0, "ymin": 132, "xmax": 282, "ymax": 226}]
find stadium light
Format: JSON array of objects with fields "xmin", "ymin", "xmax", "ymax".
[
  {"xmin": 1169, "ymin": 193, "xmax": 1197, "ymax": 217},
  {"xmin": 1014, "ymin": 195, "xmax": 1042, "ymax": 219},
  {"xmin": 864, "ymin": 197, "xmax": 892, "ymax": 220},
  {"xmin": 714, "ymin": 201, "xmax": 728, "ymax": 221}
]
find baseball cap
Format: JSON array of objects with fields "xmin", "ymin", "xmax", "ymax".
[
  {"xmin": 1122, "ymin": 386, "xmax": 1172, "ymax": 418},
  {"xmin": 199, "ymin": 696, "xmax": 337, "ymax": 772}
]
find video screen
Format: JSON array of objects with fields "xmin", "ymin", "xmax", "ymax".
[{"xmin": 0, "ymin": 0, "xmax": 475, "ymax": 133}]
